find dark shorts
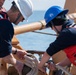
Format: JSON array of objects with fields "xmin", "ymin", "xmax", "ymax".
[{"xmin": 64, "ymin": 45, "xmax": 76, "ymax": 66}]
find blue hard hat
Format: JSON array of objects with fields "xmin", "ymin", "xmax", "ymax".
[{"xmin": 44, "ymin": 6, "xmax": 69, "ymax": 27}]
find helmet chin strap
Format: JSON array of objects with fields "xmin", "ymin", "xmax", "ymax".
[
  {"xmin": 14, "ymin": 13, "xmax": 22, "ymax": 24},
  {"xmin": 53, "ymin": 26, "xmax": 60, "ymax": 34}
]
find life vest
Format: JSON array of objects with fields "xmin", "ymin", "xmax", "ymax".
[{"xmin": 64, "ymin": 45, "xmax": 76, "ymax": 66}]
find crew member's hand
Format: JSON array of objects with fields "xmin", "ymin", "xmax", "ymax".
[
  {"xmin": 47, "ymin": 62, "xmax": 56, "ymax": 71},
  {"xmin": 16, "ymin": 49, "xmax": 27, "ymax": 59},
  {"xmin": 38, "ymin": 63, "xmax": 46, "ymax": 73}
]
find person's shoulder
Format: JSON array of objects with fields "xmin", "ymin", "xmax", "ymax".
[
  {"xmin": 61, "ymin": 28, "xmax": 68, "ymax": 33},
  {"xmin": 0, "ymin": 19, "xmax": 12, "ymax": 29},
  {"xmin": 59, "ymin": 28, "xmax": 70, "ymax": 36},
  {"xmin": 60, "ymin": 27, "xmax": 76, "ymax": 36}
]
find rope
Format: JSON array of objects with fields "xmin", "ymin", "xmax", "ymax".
[
  {"xmin": 38, "ymin": 21, "xmax": 45, "ymax": 30},
  {"xmin": 32, "ymin": 31, "xmax": 57, "ymax": 36},
  {"xmin": 56, "ymin": 65, "xmax": 72, "ymax": 75}
]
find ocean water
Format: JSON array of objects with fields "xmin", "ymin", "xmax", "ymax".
[{"xmin": 16, "ymin": 11, "xmax": 56, "ymax": 51}]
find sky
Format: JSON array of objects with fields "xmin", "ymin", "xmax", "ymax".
[{"xmin": 3, "ymin": 0, "xmax": 66, "ymax": 10}]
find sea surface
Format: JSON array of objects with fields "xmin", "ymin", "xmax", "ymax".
[{"xmin": 16, "ymin": 10, "xmax": 56, "ymax": 51}]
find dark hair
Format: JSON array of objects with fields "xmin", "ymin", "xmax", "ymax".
[{"xmin": 47, "ymin": 13, "xmax": 67, "ymax": 28}]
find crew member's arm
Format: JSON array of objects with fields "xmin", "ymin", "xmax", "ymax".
[
  {"xmin": 38, "ymin": 52, "xmax": 51, "ymax": 73},
  {"xmin": 56, "ymin": 57, "xmax": 71, "ymax": 67},
  {"xmin": 12, "ymin": 47, "xmax": 27, "ymax": 59}
]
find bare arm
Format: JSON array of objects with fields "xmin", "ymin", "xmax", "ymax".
[
  {"xmin": 48, "ymin": 57, "xmax": 71, "ymax": 71},
  {"xmin": 38, "ymin": 52, "xmax": 51, "ymax": 72},
  {"xmin": 12, "ymin": 47, "xmax": 27, "ymax": 59},
  {"xmin": 56, "ymin": 57, "xmax": 71, "ymax": 67}
]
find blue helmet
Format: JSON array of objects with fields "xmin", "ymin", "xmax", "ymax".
[{"xmin": 44, "ymin": 6, "xmax": 68, "ymax": 27}]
